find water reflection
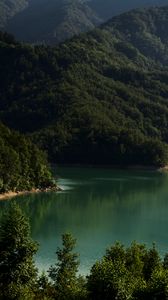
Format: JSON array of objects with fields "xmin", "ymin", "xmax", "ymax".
[{"xmin": 1, "ymin": 167, "xmax": 168, "ymax": 274}]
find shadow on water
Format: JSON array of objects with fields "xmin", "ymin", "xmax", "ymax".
[{"xmin": 1, "ymin": 167, "xmax": 168, "ymax": 274}]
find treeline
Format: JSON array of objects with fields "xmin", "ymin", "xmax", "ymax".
[
  {"xmin": 1, "ymin": 202, "xmax": 168, "ymax": 300},
  {"xmin": 0, "ymin": 123, "xmax": 53, "ymax": 193},
  {"xmin": 1, "ymin": 7, "xmax": 168, "ymax": 166},
  {"xmin": 33, "ymin": 126, "xmax": 168, "ymax": 166}
]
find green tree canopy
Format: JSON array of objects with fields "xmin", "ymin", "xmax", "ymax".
[
  {"xmin": 48, "ymin": 233, "xmax": 85, "ymax": 300},
  {"xmin": 0, "ymin": 202, "xmax": 38, "ymax": 300}
]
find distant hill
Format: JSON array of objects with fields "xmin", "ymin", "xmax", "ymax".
[
  {"xmin": 5, "ymin": 0, "xmax": 101, "ymax": 44},
  {"xmin": 89, "ymin": 0, "xmax": 168, "ymax": 19},
  {"xmin": 1, "ymin": 7, "xmax": 168, "ymax": 166},
  {"xmin": 0, "ymin": 0, "xmax": 28, "ymax": 28},
  {"xmin": 2, "ymin": 0, "xmax": 168, "ymax": 44}
]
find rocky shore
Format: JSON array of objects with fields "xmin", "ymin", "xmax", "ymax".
[{"xmin": 0, "ymin": 186, "xmax": 62, "ymax": 201}]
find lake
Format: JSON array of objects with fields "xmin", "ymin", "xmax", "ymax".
[{"xmin": 1, "ymin": 166, "xmax": 168, "ymax": 275}]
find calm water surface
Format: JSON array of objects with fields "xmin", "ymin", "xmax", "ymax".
[{"xmin": 1, "ymin": 167, "xmax": 168, "ymax": 274}]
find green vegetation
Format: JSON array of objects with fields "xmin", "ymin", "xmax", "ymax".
[
  {"xmin": 1, "ymin": 202, "xmax": 168, "ymax": 299},
  {"xmin": 6, "ymin": 0, "xmax": 101, "ymax": 44},
  {"xmin": 1, "ymin": 7, "xmax": 168, "ymax": 166},
  {"xmin": 0, "ymin": 202, "xmax": 38, "ymax": 299},
  {"xmin": 49, "ymin": 233, "xmax": 86, "ymax": 300},
  {"xmin": 3, "ymin": 0, "xmax": 168, "ymax": 44},
  {"xmin": 0, "ymin": 122, "xmax": 53, "ymax": 193}
]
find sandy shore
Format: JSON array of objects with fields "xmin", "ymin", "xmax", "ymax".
[
  {"xmin": 159, "ymin": 165, "xmax": 168, "ymax": 172},
  {"xmin": 1, "ymin": 164, "xmax": 167, "ymax": 201},
  {"xmin": 0, "ymin": 186, "xmax": 62, "ymax": 201}
]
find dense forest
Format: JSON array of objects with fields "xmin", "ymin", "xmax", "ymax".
[
  {"xmin": 1, "ymin": 7, "xmax": 168, "ymax": 166},
  {"xmin": 0, "ymin": 122, "xmax": 54, "ymax": 193},
  {"xmin": 1, "ymin": 0, "xmax": 168, "ymax": 44},
  {"xmin": 1, "ymin": 202, "xmax": 168, "ymax": 300},
  {"xmin": 6, "ymin": 0, "xmax": 101, "ymax": 44}
]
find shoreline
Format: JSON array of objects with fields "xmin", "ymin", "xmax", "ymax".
[
  {"xmin": 1, "ymin": 164, "xmax": 167, "ymax": 201},
  {"xmin": 159, "ymin": 165, "xmax": 168, "ymax": 172},
  {"xmin": 0, "ymin": 186, "xmax": 62, "ymax": 201}
]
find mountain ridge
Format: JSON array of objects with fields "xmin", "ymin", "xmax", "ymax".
[
  {"xmin": 2, "ymin": 0, "xmax": 168, "ymax": 44},
  {"xmin": 0, "ymin": 0, "xmax": 28, "ymax": 28},
  {"xmin": 5, "ymin": 0, "xmax": 102, "ymax": 44},
  {"xmin": 1, "ymin": 6, "xmax": 168, "ymax": 165}
]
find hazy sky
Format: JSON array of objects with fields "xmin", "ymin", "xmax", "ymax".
[{"xmin": 89, "ymin": 0, "xmax": 168, "ymax": 19}]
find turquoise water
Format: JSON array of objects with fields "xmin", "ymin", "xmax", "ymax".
[{"xmin": 1, "ymin": 167, "xmax": 168, "ymax": 274}]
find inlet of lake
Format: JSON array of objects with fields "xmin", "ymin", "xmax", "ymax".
[{"xmin": 1, "ymin": 166, "xmax": 168, "ymax": 275}]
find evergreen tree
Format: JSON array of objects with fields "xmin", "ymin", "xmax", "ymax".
[
  {"xmin": 37, "ymin": 271, "xmax": 55, "ymax": 300},
  {"xmin": 163, "ymin": 253, "xmax": 168, "ymax": 270},
  {"xmin": 0, "ymin": 202, "xmax": 38, "ymax": 300},
  {"xmin": 87, "ymin": 258, "xmax": 134, "ymax": 300},
  {"xmin": 48, "ymin": 233, "xmax": 81, "ymax": 300},
  {"xmin": 143, "ymin": 244, "xmax": 162, "ymax": 281}
]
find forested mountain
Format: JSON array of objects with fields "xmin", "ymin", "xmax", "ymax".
[
  {"xmin": 1, "ymin": 7, "xmax": 168, "ymax": 166},
  {"xmin": 6, "ymin": 0, "xmax": 101, "ymax": 44},
  {"xmin": 2, "ymin": 0, "xmax": 168, "ymax": 44},
  {"xmin": 89, "ymin": 0, "xmax": 168, "ymax": 19},
  {"xmin": 0, "ymin": 0, "xmax": 28, "ymax": 28},
  {"xmin": 0, "ymin": 122, "xmax": 53, "ymax": 193}
]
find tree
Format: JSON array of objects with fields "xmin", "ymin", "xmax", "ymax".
[
  {"xmin": 139, "ymin": 269, "xmax": 168, "ymax": 300},
  {"xmin": 48, "ymin": 233, "xmax": 83, "ymax": 300},
  {"xmin": 37, "ymin": 271, "xmax": 55, "ymax": 300},
  {"xmin": 163, "ymin": 253, "xmax": 168, "ymax": 270},
  {"xmin": 0, "ymin": 202, "xmax": 38, "ymax": 300},
  {"xmin": 143, "ymin": 243, "xmax": 161, "ymax": 281},
  {"xmin": 125, "ymin": 242, "xmax": 147, "ymax": 278},
  {"xmin": 87, "ymin": 258, "xmax": 134, "ymax": 300},
  {"xmin": 105, "ymin": 241, "xmax": 126, "ymax": 264}
]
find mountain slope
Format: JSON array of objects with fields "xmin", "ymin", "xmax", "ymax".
[
  {"xmin": 103, "ymin": 6, "xmax": 168, "ymax": 63},
  {"xmin": 0, "ymin": 0, "xmax": 28, "ymax": 28},
  {"xmin": 3, "ymin": 0, "xmax": 168, "ymax": 44},
  {"xmin": 6, "ymin": 0, "xmax": 101, "ymax": 44},
  {"xmin": 1, "ymin": 7, "xmax": 168, "ymax": 166},
  {"xmin": 89, "ymin": 0, "xmax": 168, "ymax": 19},
  {"xmin": 0, "ymin": 122, "xmax": 53, "ymax": 193}
]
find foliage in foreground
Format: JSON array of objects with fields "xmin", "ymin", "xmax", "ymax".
[
  {"xmin": 1, "ymin": 202, "xmax": 168, "ymax": 300},
  {"xmin": 0, "ymin": 202, "xmax": 38, "ymax": 299}
]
